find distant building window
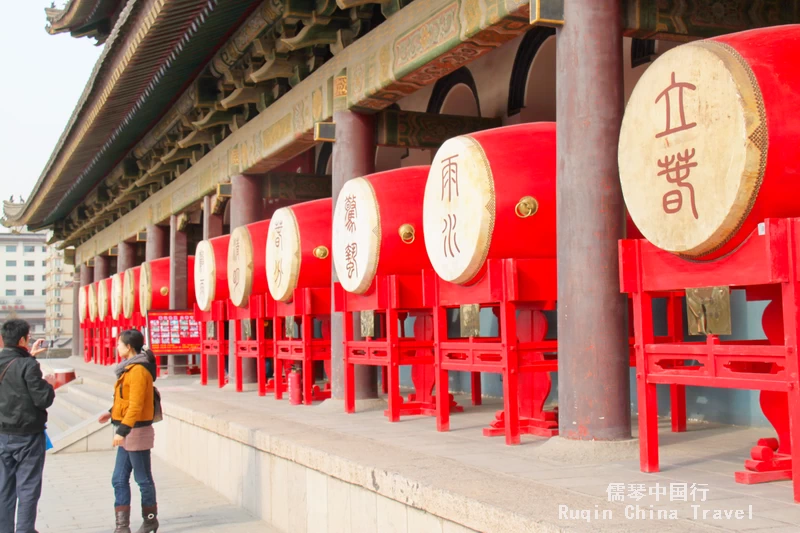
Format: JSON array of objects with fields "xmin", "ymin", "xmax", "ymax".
[
  {"xmin": 24, "ymin": 290, "xmax": 34, "ymax": 296},
  {"xmin": 24, "ymin": 275, "xmax": 34, "ymax": 282},
  {"xmin": 6, "ymin": 290, "xmax": 15, "ymax": 296},
  {"xmin": 41, "ymin": 261, "xmax": 46, "ymax": 267},
  {"xmin": 55, "ymin": 320, "xmax": 61, "ymax": 328},
  {"xmin": 23, "ymin": 246, "xmax": 34, "ymax": 253},
  {"xmin": 5, "ymin": 246, "xmax": 16, "ymax": 252},
  {"xmin": 41, "ymin": 246, "xmax": 47, "ymax": 253},
  {"xmin": 42, "ymin": 290, "xmax": 46, "ymax": 296},
  {"xmin": 41, "ymin": 275, "xmax": 46, "ymax": 281},
  {"xmin": 55, "ymin": 290, "xmax": 61, "ymax": 297},
  {"xmin": 5, "ymin": 275, "xmax": 15, "ymax": 282},
  {"xmin": 55, "ymin": 304, "xmax": 61, "ymax": 313},
  {"xmin": 5, "ymin": 260, "xmax": 15, "ymax": 267},
  {"xmin": 24, "ymin": 261, "xmax": 34, "ymax": 267}
]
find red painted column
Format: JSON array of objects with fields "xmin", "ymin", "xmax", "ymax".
[
  {"xmin": 331, "ymin": 110, "xmax": 377, "ymax": 400},
  {"xmin": 203, "ymin": 195, "xmax": 224, "ymax": 240},
  {"xmin": 169, "ymin": 215, "xmax": 190, "ymax": 375},
  {"xmin": 230, "ymin": 174, "xmax": 264, "ymax": 385},
  {"xmin": 145, "ymin": 224, "xmax": 169, "ymax": 262},
  {"xmin": 556, "ymin": 0, "xmax": 630, "ymax": 440},
  {"xmin": 76, "ymin": 264, "xmax": 94, "ymax": 357},
  {"xmin": 117, "ymin": 241, "xmax": 137, "ymax": 273},
  {"xmin": 93, "ymin": 256, "xmax": 111, "ymax": 282},
  {"xmin": 71, "ymin": 270, "xmax": 80, "ymax": 356}
]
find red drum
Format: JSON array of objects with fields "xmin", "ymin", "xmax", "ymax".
[
  {"xmin": 122, "ymin": 267, "xmax": 141, "ymax": 320},
  {"xmin": 139, "ymin": 257, "xmax": 196, "ymax": 316},
  {"xmin": 619, "ymin": 25, "xmax": 800, "ymax": 259},
  {"xmin": 78, "ymin": 285, "xmax": 88, "ymax": 324},
  {"xmin": 266, "ymin": 199, "xmax": 332, "ymax": 302},
  {"xmin": 195, "ymin": 235, "xmax": 231, "ymax": 311},
  {"xmin": 333, "ymin": 167, "xmax": 431, "ymax": 294},
  {"xmin": 111, "ymin": 274, "xmax": 123, "ymax": 321},
  {"xmin": 227, "ymin": 220, "xmax": 271, "ymax": 307},
  {"xmin": 423, "ymin": 123, "xmax": 556, "ymax": 285},
  {"xmin": 88, "ymin": 282, "xmax": 99, "ymax": 322},
  {"xmin": 97, "ymin": 278, "xmax": 112, "ymax": 322}
]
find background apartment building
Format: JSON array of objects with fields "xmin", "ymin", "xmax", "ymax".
[{"xmin": 0, "ymin": 231, "xmax": 47, "ymax": 338}]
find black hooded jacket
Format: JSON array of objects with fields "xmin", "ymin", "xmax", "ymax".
[{"xmin": 0, "ymin": 346, "xmax": 56, "ymax": 435}]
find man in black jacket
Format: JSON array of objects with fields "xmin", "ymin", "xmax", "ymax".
[{"xmin": 0, "ymin": 320, "xmax": 55, "ymax": 533}]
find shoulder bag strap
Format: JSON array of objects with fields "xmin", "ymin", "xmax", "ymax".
[{"xmin": 0, "ymin": 359, "xmax": 18, "ymax": 385}]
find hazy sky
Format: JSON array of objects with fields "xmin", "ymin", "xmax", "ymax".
[{"xmin": 0, "ymin": 4, "xmax": 102, "ymax": 224}]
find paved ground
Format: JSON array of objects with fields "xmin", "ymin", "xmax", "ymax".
[{"xmin": 38, "ymin": 451, "xmax": 277, "ymax": 533}]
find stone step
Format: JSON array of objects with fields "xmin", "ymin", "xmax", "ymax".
[
  {"xmin": 56, "ymin": 390, "xmax": 103, "ymax": 420},
  {"xmin": 46, "ymin": 402, "xmax": 82, "ymax": 440},
  {"xmin": 66, "ymin": 381, "xmax": 113, "ymax": 407}
]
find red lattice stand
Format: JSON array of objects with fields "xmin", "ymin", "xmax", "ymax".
[
  {"xmin": 82, "ymin": 321, "xmax": 93, "ymax": 363},
  {"xmin": 195, "ymin": 300, "xmax": 229, "ymax": 388},
  {"xmin": 431, "ymin": 258, "xmax": 559, "ymax": 446},
  {"xmin": 274, "ymin": 288, "xmax": 331, "ymax": 405},
  {"xmin": 337, "ymin": 274, "xmax": 463, "ymax": 422},
  {"xmin": 620, "ymin": 218, "xmax": 800, "ymax": 502},
  {"xmin": 228, "ymin": 295, "xmax": 277, "ymax": 396}
]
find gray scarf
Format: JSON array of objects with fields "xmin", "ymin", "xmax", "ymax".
[{"xmin": 114, "ymin": 351, "xmax": 152, "ymax": 379}]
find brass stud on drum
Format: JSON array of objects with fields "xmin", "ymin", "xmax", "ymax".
[
  {"xmin": 515, "ymin": 196, "xmax": 538, "ymax": 218},
  {"xmin": 313, "ymin": 246, "xmax": 329, "ymax": 259},
  {"xmin": 160, "ymin": 286, "xmax": 169, "ymax": 296},
  {"xmin": 398, "ymin": 224, "xmax": 415, "ymax": 244}
]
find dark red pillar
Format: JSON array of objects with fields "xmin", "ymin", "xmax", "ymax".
[
  {"xmin": 117, "ymin": 241, "xmax": 137, "ymax": 273},
  {"xmin": 331, "ymin": 110, "xmax": 377, "ymax": 400},
  {"xmin": 145, "ymin": 224, "xmax": 169, "ymax": 262},
  {"xmin": 556, "ymin": 0, "xmax": 630, "ymax": 440},
  {"xmin": 203, "ymin": 195, "xmax": 224, "ymax": 240},
  {"xmin": 93, "ymin": 256, "xmax": 111, "ymax": 282},
  {"xmin": 230, "ymin": 174, "xmax": 264, "ymax": 384},
  {"xmin": 76, "ymin": 264, "xmax": 94, "ymax": 358}
]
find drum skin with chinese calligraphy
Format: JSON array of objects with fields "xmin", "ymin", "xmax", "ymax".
[
  {"xmin": 333, "ymin": 167, "xmax": 431, "ymax": 294},
  {"xmin": 227, "ymin": 220, "xmax": 271, "ymax": 307},
  {"xmin": 423, "ymin": 122, "xmax": 556, "ymax": 285},
  {"xmin": 97, "ymin": 278, "xmax": 111, "ymax": 322},
  {"xmin": 194, "ymin": 235, "xmax": 231, "ymax": 312},
  {"xmin": 619, "ymin": 26, "xmax": 800, "ymax": 259},
  {"xmin": 78, "ymin": 285, "xmax": 88, "ymax": 324},
  {"xmin": 88, "ymin": 282, "xmax": 98, "ymax": 322},
  {"xmin": 266, "ymin": 198, "xmax": 332, "ymax": 302},
  {"xmin": 139, "ymin": 257, "xmax": 196, "ymax": 316},
  {"xmin": 111, "ymin": 273, "xmax": 123, "ymax": 320},
  {"xmin": 122, "ymin": 267, "xmax": 141, "ymax": 320}
]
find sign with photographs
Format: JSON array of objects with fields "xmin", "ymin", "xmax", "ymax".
[{"xmin": 146, "ymin": 310, "xmax": 201, "ymax": 355}]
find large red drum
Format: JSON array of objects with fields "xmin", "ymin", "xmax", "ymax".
[
  {"xmin": 78, "ymin": 285, "xmax": 88, "ymax": 324},
  {"xmin": 122, "ymin": 267, "xmax": 141, "ymax": 320},
  {"xmin": 423, "ymin": 123, "xmax": 556, "ymax": 285},
  {"xmin": 139, "ymin": 257, "xmax": 196, "ymax": 316},
  {"xmin": 97, "ymin": 278, "xmax": 112, "ymax": 322},
  {"xmin": 266, "ymin": 198, "xmax": 332, "ymax": 302},
  {"xmin": 227, "ymin": 220, "xmax": 271, "ymax": 307},
  {"xmin": 111, "ymin": 273, "xmax": 123, "ymax": 321},
  {"xmin": 88, "ymin": 283, "xmax": 99, "ymax": 322},
  {"xmin": 195, "ymin": 235, "xmax": 231, "ymax": 311},
  {"xmin": 333, "ymin": 167, "xmax": 431, "ymax": 294},
  {"xmin": 619, "ymin": 25, "xmax": 800, "ymax": 259}
]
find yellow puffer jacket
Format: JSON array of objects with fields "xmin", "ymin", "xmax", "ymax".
[{"xmin": 111, "ymin": 364, "xmax": 154, "ymax": 435}]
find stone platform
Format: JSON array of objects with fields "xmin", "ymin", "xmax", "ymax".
[{"xmin": 65, "ymin": 357, "xmax": 800, "ymax": 532}]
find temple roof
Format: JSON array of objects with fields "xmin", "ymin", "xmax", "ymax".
[
  {"xmin": 8, "ymin": 0, "xmax": 262, "ymax": 231},
  {"xmin": 45, "ymin": 0, "xmax": 127, "ymax": 44}
]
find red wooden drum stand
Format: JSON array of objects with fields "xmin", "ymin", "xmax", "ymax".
[
  {"xmin": 268, "ymin": 199, "xmax": 333, "ymax": 405},
  {"xmin": 195, "ymin": 236, "xmax": 232, "ymax": 388},
  {"xmin": 227, "ymin": 220, "xmax": 278, "ymax": 396},
  {"xmin": 333, "ymin": 167, "xmax": 462, "ymax": 421},
  {"xmin": 620, "ymin": 218, "xmax": 800, "ymax": 501}
]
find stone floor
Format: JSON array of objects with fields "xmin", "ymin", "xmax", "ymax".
[
  {"xmin": 61, "ymin": 357, "xmax": 800, "ymax": 532},
  {"xmin": 38, "ymin": 450, "xmax": 277, "ymax": 533}
]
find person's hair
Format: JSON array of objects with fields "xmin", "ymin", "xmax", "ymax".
[
  {"xmin": 1, "ymin": 319, "xmax": 30, "ymax": 348},
  {"xmin": 118, "ymin": 329, "xmax": 145, "ymax": 354}
]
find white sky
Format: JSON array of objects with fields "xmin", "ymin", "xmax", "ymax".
[{"xmin": 0, "ymin": 3, "xmax": 102, "ymax": 229}]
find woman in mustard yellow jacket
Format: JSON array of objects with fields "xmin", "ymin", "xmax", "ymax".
[{"xmin": 98, "ymin": 329, "xmax": 159, "ymax": 533}]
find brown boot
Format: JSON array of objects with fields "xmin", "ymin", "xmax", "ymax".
[
  {"xmin": 114, "ymin": 506, "xmax": 131, "ymax": 533},
  {"xmin": 135, "ymin": 505, "xmax": 158, "ymax": 533}
]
